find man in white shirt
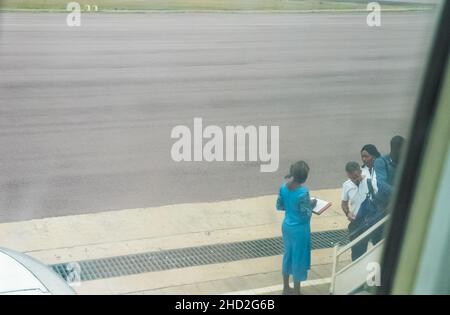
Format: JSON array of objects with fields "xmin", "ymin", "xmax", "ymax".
[{"xmin": 341, "ymin": 161, "xmax": 378, "ymax": 261}]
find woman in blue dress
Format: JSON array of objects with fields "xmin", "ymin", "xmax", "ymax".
[{"xmin": 276, "ymin": 161, "xmax": 315, "ymax": 295}]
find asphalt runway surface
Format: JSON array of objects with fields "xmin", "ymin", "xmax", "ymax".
[{"xmin": 0, "ymin": 11, "xmax": 435, "ymax": 222}]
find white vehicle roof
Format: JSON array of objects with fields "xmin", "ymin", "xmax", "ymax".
[
  {"xmin": 0, "ymin": 250, "xmax": 49, "ymax": 294},
  {"xmin": 0, "ymin": 248, "xmax": 75, "ymax": 295}
]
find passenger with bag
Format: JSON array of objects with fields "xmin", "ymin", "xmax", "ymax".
[{"xmin": 341, "ymin": 161, "xmax": 382, "ymax": 261}]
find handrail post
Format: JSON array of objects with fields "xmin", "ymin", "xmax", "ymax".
[{"xmin": 330, "ymin": 243, "xmax": 339, "ymax": 295}]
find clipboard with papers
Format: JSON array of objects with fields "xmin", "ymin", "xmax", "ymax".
[{"xmin": 311, "ymin": 198, "xmax": 332, "ymax": 215}]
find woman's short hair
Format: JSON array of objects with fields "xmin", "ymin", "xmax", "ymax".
[
  {"xmin": 289, "ymin": 161, "xmax": 310, "ymax": 184},
  {"xmin": 361, "ymin": 144, "xmax": 381, "ymax": 159}
]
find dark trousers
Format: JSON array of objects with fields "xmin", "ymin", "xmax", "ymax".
[
  {"xmin": 348, "ymin": 218, "xmax": 385, "ymax": 261},
  {"xmin": 348, "ymin": 219, "xmax": 369, "ymax": 261}
]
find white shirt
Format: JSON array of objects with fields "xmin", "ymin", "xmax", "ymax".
[
  {"xmin": 361, "ymin": 165, "xmax": 378, "ymax": 189},
  {"xmin": 341, "ymin": 175, "xmax": 378, "ymax": 217}
]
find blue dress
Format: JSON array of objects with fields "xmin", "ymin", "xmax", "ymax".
[{"xmin": 276, "ymin": 183, "xmax": 312, "ymax": 282}]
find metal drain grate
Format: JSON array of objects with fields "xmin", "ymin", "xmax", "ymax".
[{"xmin": 51, "ymin": 229, "xmax": 348, "ymax": 282}]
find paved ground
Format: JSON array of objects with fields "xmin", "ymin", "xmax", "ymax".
[
  {"xmin": 0, "ymin": 12, "xmax": 434, "ymax": 222},
  {"xmin": 0, "ymin": 188, "xmax": 349, "ymax": 295}
]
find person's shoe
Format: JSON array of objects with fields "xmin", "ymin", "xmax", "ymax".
[{"xmin": 282, "ymin": 288, "xmax": 294, "ymax": 295}]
